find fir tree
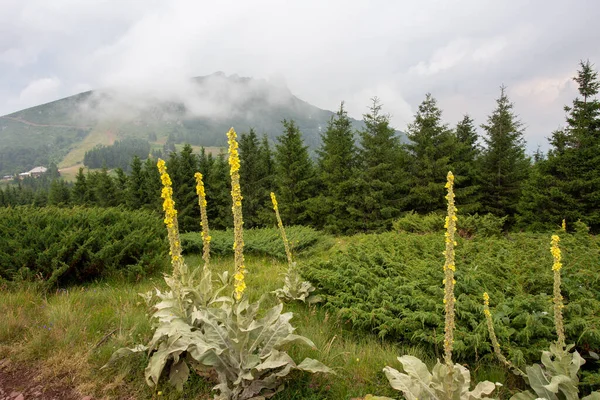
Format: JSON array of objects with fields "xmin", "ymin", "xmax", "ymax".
[
  {"xmin": 452, "ymin": 114, "xmax": 482, "ymax": 213},
  {"xmin": 174, "ymin": 144, "xmax": 200, "ymax": 232},
  {"xmin": 273, "ymin": 119, "xmax": 316, "ymax": 226},
  {"xmin": 143, "ymin": 157, "xmax": 162, "ymax": 212},
  {"xmin": 356, "ymin": 98, "xmax": 406, "ymax": 231},
  {"xmin": 205, "ymin": 152, "xmax": 231, "ymax": 229},
  {"xmin": 405, "ymin": 93, "xmax": 454, "ymax": 214},
  {"xmin": 239, "ymin": 129, "xmax": 264, "ymax": 228},
  {"xmin": 72, "ymin": 167, "xmax": 88, "ymax": 205},
  {"xmin": 316, "ymin": 102, "xmax": 361, "ymax": 233},
  {"xmin": 519, "ymin": 61, "xmax": 600, "ymax": 231},
  {"xmin": 126, "ymin": 156, "xmax": 145, "ymax": 209},
  {"xmin": 479, "ymin": 86, "xmax": 530, "ymax": 223}
]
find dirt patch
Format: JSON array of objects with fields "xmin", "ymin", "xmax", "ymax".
[{"xmin": 0, "ymin": 359, "xmax": 89, "ymax": 400}]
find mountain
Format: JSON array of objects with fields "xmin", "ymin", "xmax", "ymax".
[{"xmin": 0, "ymin": 73, "xmax": 400, "ymax": 175}]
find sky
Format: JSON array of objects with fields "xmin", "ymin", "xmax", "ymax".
[{"xmin": 1, "ymin": 0, "xmax": 599, "ymax": 151}]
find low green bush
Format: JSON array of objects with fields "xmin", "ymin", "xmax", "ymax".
[
  {"xmin": 180, "ymin": 226, "xmax": 329, "ymax": 259},
  {"xmin": 0, "ymin": 206, "xmax": 168, "ymax": 287},
  {"xmin": 304, "ymin": 232, "xmax": 600, "ymax": 385},
  {"xmin": 392, "ymin": 211, "xmax": 507, "ymax": 237}
]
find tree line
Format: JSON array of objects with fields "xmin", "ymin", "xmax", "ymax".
[{"xmin": 1, "ymin": 60, "xmax": 598, "ymax": 234}]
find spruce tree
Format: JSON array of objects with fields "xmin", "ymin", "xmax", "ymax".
[
  {"xmin": 72, "ymin": 167, "xmax": 88, "ymax": 205},
  {"xmin": 143, "ymin": 157, "xmax": 162, "ymax": 212},
  {"xmin": 519, "ymin": 61, "xmax": 600, "ymax": 231},
  {"xmin": 356, "ymin": 98, "xmax": 406, "ymax": 231},
  {"xmin": 255, "ymin": 135, "xmax": 276, "ymax": 225},
  {"xmin": 274, "ymin": 119, "xmax": 316, "ymax": 226},
  {"xmin": 405, "ymin": 93, "xmax": 454, "ymax": 214},
  {"xmin": 316, "ymin": 102, "xmax": 361, "ymax": 233},
  {"xmin": 206, "ymin": 152, "xmax": 231, "ymax": 229},
  {"xmin": 479, "ymin": 86, "xmax": 530, "ymax": 223},
  {"xmin": 175, "ymin": 144, "xmax": 200, "ymax": 232},
  {"xmin": 126, "ymin": 156, "xmax": 145, "ymax": 209},
  {"xmin": 239, "ymin": 129, "xmax": 264, "ymax": 228},
  {"xmin": 452, "ymin": 114, "xmax": 482, "ymax": 213}
]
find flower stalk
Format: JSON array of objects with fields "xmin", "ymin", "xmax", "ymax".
[
  {"xmin": 157, "ymin": 158, "xmax": 186, "ymax": 278},
  {"xmin": 443, "ymin": 171, "xmax": 458, "ymax": 367},
  {"xmin": 195, "ymin": 172, "xmax": 211, "ymax": 269},
  {"xmin": 227, "ymin": 128, "xmax": 246, "ymax": 301},
  {"xmin": 270, "ymin": 192, "xmax": 293, "ymax": 268},
  {"xmin": 551, "ymin": 234, "xmax": 566, "ymax": 351}
]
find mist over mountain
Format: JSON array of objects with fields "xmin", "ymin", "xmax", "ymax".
[{"xmin": 0, "ymin": 72, "xmax": 387, "ymax": 174}]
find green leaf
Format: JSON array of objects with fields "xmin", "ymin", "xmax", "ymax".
[
  {"xmin": 509, "ymin": 390, "xmax": 538, "ymax": 400},
  {"xmin": 296, "ymin": 358, "xmax": 335, "ymax": 374},
  {"xmin": 100, "ymin": 344, "xmax": 147, "ymax": 369},
  {"xmin": 169, "ymin": 359, "xmax": 190, "ymax": 392},
  {"xmin": 398, "ymin": 355, "xmax": 432, "ymax": 384},
  {"xmin": 526, "ymin": 364, "xmax": 558, "ymax": 400}
]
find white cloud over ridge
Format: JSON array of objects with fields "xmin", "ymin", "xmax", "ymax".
[{"xmin": 0, "ymin": 0, "xmax": 599, "ymax": 151}]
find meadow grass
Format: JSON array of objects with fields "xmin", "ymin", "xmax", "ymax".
[{"xmin": 0, "ymin": 253, "xmax": 437, "ymax": 399}]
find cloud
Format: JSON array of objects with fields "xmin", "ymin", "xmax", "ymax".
[
  {"xmin": 18, "ymin": 77, "xmax": 61, "ymax": 106},
  {"xmin": 0, "ymin": 0, "xmax": 599, "ymax": 151}
]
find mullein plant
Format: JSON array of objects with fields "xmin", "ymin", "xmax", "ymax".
[
  {"xmin": 382, "ymin": 172, "xmax": 499, "ymax": 400},
  {"xmin": 105, "ymin": 128, "xmax": 332, "ymax": 399},
  {"xmin": 483, "ymin": 235, "xmax": 600, "ymax": 400},
  {"xmin": 270, "ymin": 191, "xmax": 319, "ymax": 303}
]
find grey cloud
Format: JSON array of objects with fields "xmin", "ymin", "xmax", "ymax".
[{"xmin": 1, "ymin": 0, "xmax": 599, "ymax": 151}]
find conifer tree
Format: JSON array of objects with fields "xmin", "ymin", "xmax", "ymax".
[
  {"xmin": 72, "ymin": 167, "xmax": 88, "ymax": 205},
  {"xmin": 239, "ymin": 129, "xmax": 264, "ymax": 228},
  {"xmin": 479, "ymin": 86, "xmax": 530, "ymax": 223},
  {"xmin": 126, "ymin": 156, "xmax": 145, "ymax": 209},
  {"xmin": 316, "ymin": 102, "xmax": 361, "ymax": 233},
  {"xmin": 174, "ymin": 144, "xmax": 200, "ymax": 232},
  {"xmin": 274, "ymin": 119, "xmax": 316, "ymax": 226},
  {"xmin": 452, "ymin": 114, "xmax": 482, "ymax": 214},
  {"xmin": 405, "ymin": 93, "xmax": 454, "ymax": 214},
  {"xmin": 356, "ymin": 98, "xmax": 406, "ymax": 231},
  {"xmin": 519, "ymin": 61, "xmax": 600, "ymax": 231},
  {"xmin": 48, "ymin": 179, "xmax": 71, "ymax": 206},
  {"xmin": 255, "ymin": 135, "xmax": 277, "ymax": 225},
  {"xmin": 94, "ymin": 167, "xmax": 117, "ymax": 207},
  {"xmin": 205, "ymin": 152, "xmax": 231, "ymax": 229},
  {"xmin": 143, "ymin": 157, "xmax": 162, "ymax": 212}
]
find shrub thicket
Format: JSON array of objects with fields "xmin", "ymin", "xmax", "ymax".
[
  {"xmin": 304, "ymin": 231, "xmax": 600, "ymax": 384},
  {"xmin": 0, "ymin": 206, "xmax": 168, "ymax": 287},
  {"xmin": 180, "ymin": 226, "xmax": 329, "ymax": 259}
]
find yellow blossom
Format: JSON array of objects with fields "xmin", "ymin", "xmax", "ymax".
[
  {"xmin": 551, "ymin": 234, "xmax": 566, "ymax": 350},
  {"xmin": 228, "ymin": 128, "xmax": 246, "ymax": 300},
  {"xmin": 194, "ymin": 171, "xmax": 211, "ymax": 268},
  {"xmin": 443, "ymin": 171, "xmax": 457, "ymax": 367},
  {"xmin": 156, "ymin": 158, "xmax": 186, "ymax": 277}
]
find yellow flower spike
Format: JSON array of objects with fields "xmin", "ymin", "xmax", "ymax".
[
  {"xmin": 227, "ymin": 128, "xmax": 246, "ymax": 301},
  {"xmin": 551, "ymin": 234, "xmax": 566, "ymax": 351},
  {"xmin": 156, "ymin": 158, "xmax": 186, "ymax": 278},
  {"xmin": 561, "ymin": 219, "xmax": 566, "ymax": 232},
  {"xmin": 442, "ymin": 171, "xmax": 457, "ymax": 367},
  {"xmin": 271, "ymin": 192, "xmax": 293, "ymax": 268},
  {"xmin": 194, "ymin": 171, "xmax": 211, "ymax": 269}
]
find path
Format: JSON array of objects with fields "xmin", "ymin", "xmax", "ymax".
[{"xmin": 0, "ymin": 116, "xmax": 91, "ymax": 130}]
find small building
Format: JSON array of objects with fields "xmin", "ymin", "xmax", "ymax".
[{"xmin": 28, "ymin": 166, "xmax": 48, "ymax": 177}]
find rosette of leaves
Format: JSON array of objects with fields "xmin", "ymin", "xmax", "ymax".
[
  {"xmin": 191, "ymin": 297, "xmax": 333, "ymax": 399},
  {"xmin": 103, "ymin": 267, "xmax": 232, "ymax": 390},
  {"xmin": 273, "ymin": 262, "xmax": 321, "ymax": 304},
  {"xmin": 510, "ymin": 343, "xmax": 600, "ymax": 400},
  {"xmin": 383, "ymin": 355, "xmax": 498, "ymax": 400}
]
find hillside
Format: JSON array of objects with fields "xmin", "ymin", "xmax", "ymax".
[{"xmin": 0, "ymin": 73, "xmax": 378, "ymax": 175}]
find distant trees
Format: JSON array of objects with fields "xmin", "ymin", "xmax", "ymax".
[
  {"xmin": 83, "ymin": 138, "xmax": 151, "ymax": 171},
  {"xmin": 4, "ymin": 61, "xmax": 600, "ymax": 234}
]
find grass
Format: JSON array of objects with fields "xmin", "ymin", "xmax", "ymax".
[{"xmin": 0, "ymin": 253, "xmax": 440, "ymax": 399}]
